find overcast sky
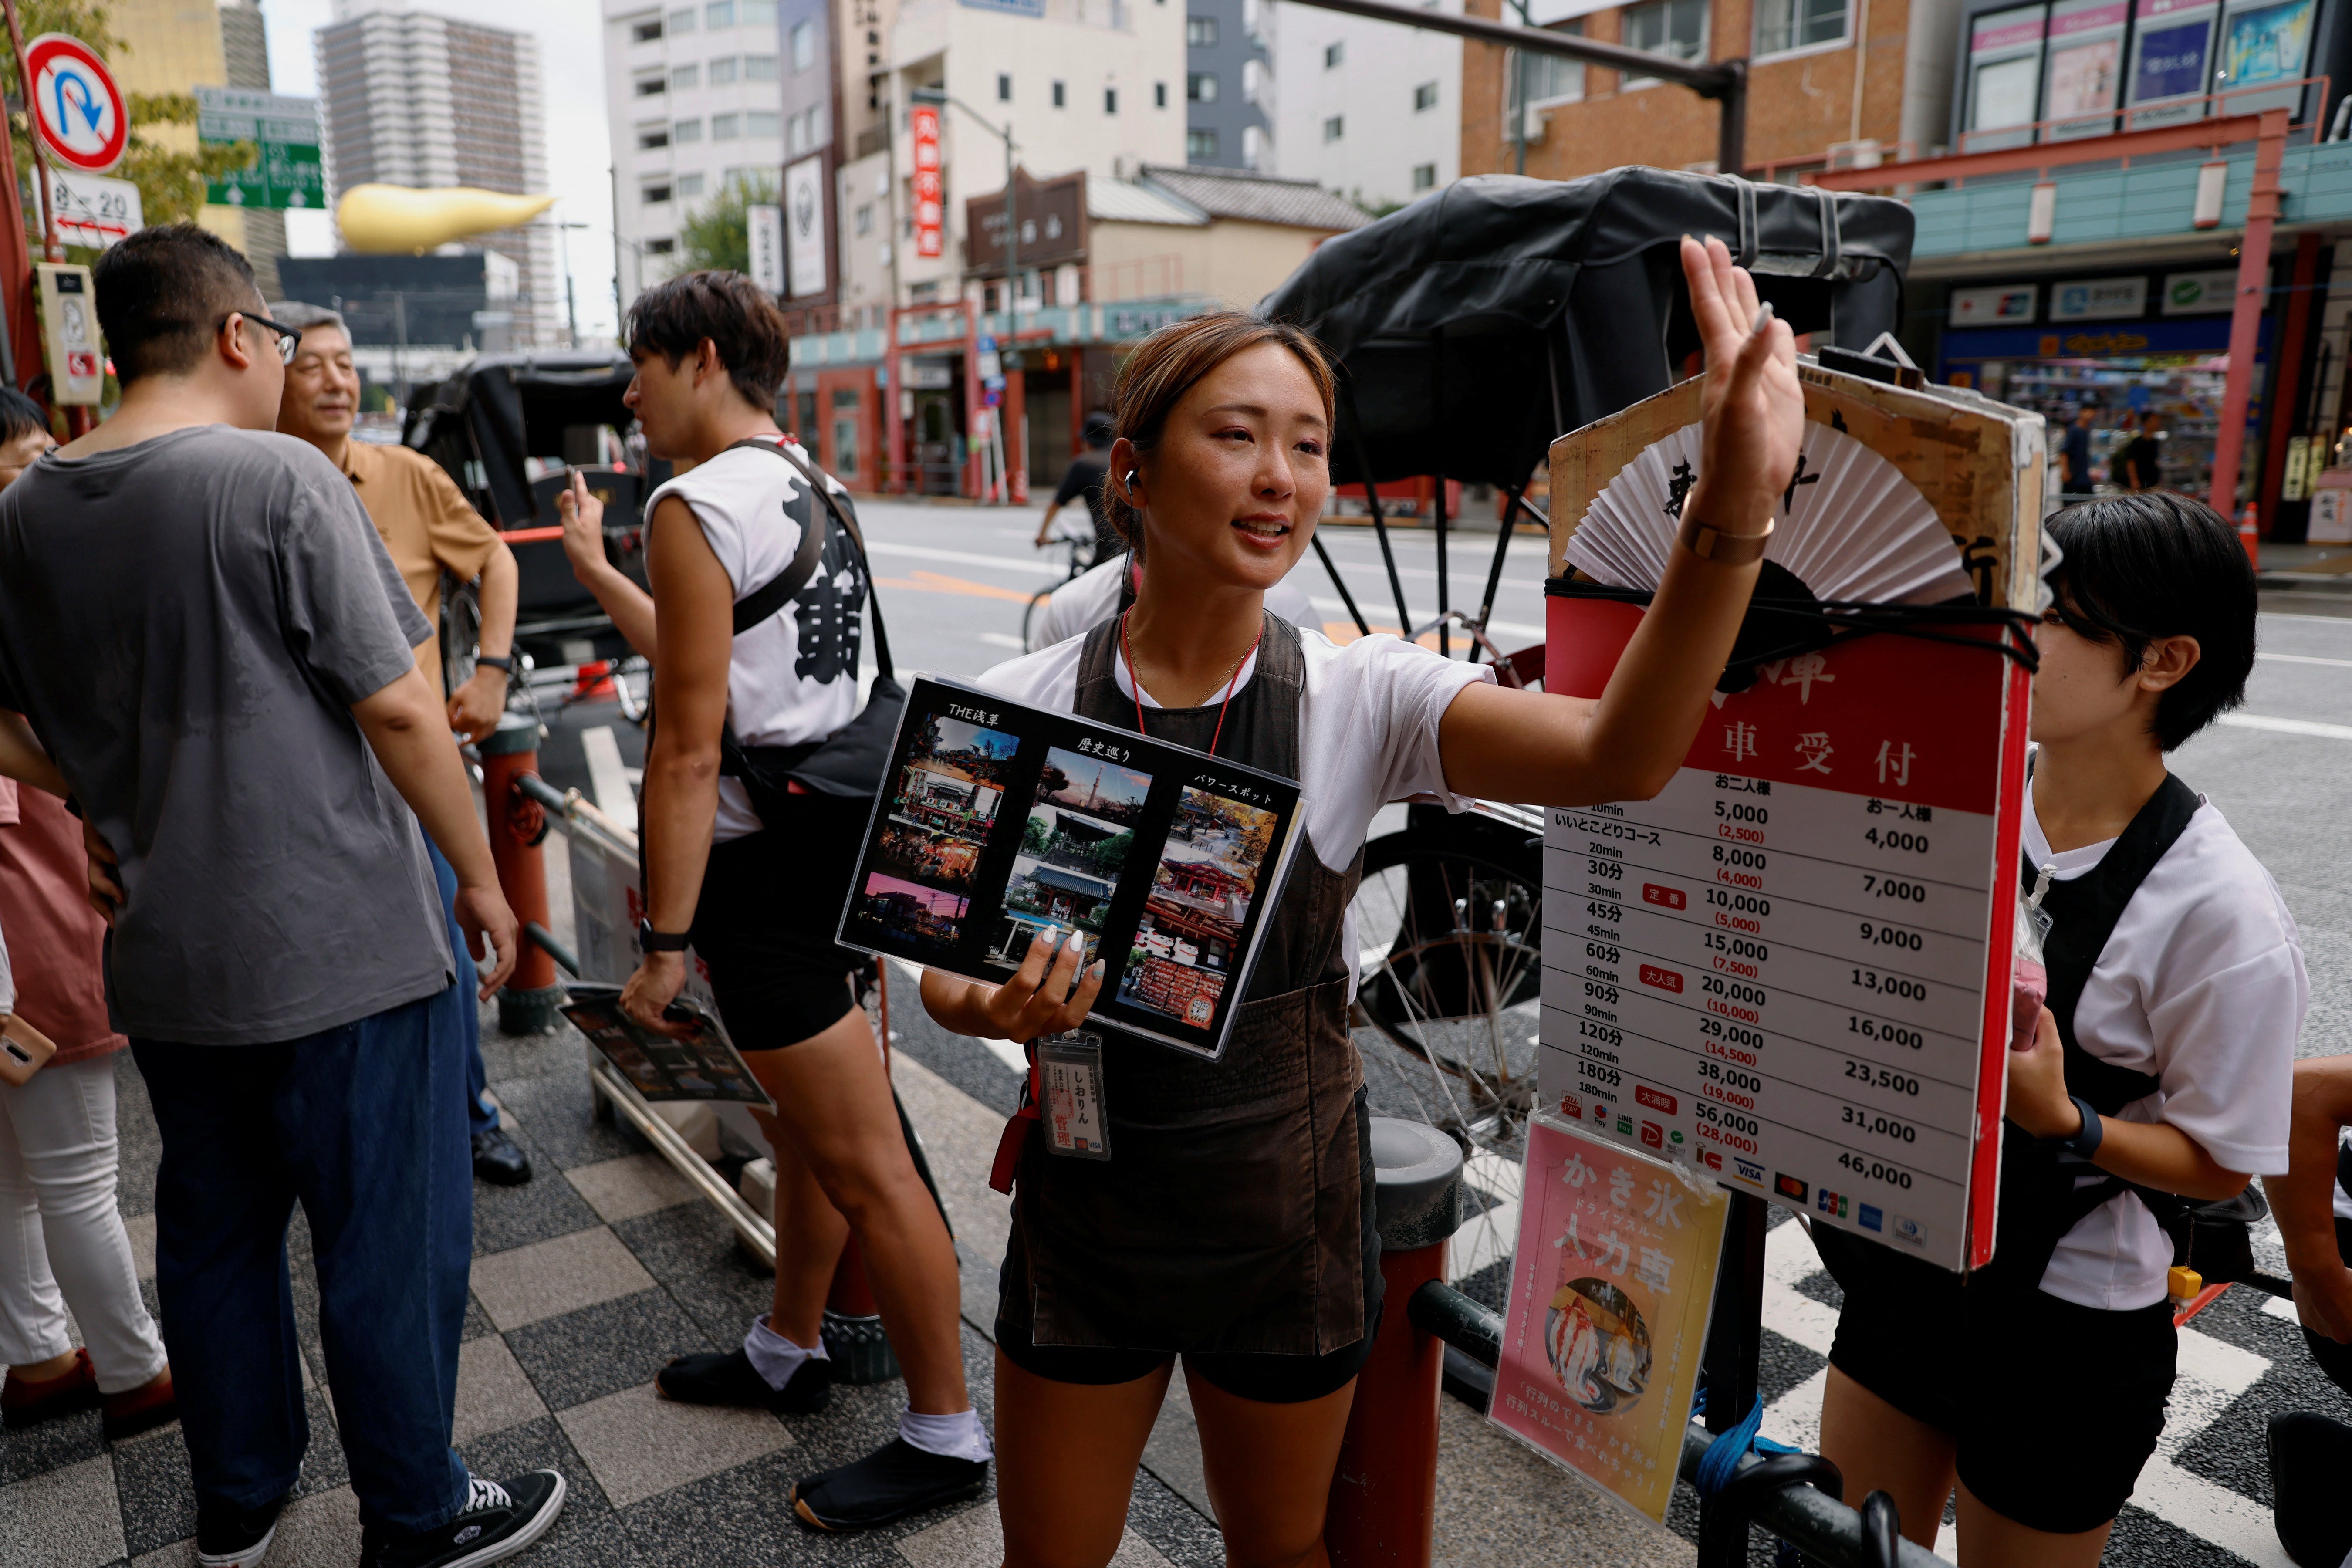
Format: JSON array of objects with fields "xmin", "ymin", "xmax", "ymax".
[{"xmin": 264, "ymin": 0, "xmax": 623, "ymax": 341}]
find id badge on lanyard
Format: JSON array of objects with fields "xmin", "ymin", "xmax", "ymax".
[{"xmin": 1038, "ymin": 1032, "xmax": 1110, "ymax": 1160}]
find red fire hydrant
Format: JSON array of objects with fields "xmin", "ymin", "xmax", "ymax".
[{"xmin": 477, "ymin": 712, "xmax": 564, "ymax": 1034}]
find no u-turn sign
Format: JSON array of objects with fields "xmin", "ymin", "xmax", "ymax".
[{"xmin": 26, "ymin": 34, "xmax": 128, "ymax": 174}]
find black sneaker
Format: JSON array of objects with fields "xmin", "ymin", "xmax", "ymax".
[
  {"xmin": 195, "ymin": 1488, "xmax": 289, "ymax": 1568},
  {"xmin": 790, "ymin": 1438, "xmax": 988, "ymax": 1531},
  {"xmin": 471, "ymin": 1128, "xmax": 533, "ymax": 1186},
  {"xmin": 362, "ymin": 1470, "xmax": 566, "ymax": 1568},
  {"xmin": 656, "ymin": 1346, "xmax": 833, "ymax": 1415}
]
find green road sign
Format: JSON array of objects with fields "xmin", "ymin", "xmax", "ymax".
[{"xmin": 196, "ymin": 86, "xmax": 324, "ymax": 212}]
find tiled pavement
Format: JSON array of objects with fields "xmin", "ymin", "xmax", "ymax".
[{"xmin": 2, "ymin": 992, "xmax": 1690, "ymax": 1568}]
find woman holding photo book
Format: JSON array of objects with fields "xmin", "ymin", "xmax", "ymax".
[{"xmin": 919, "ymin": 235, "xmax": 1812, "ymax": 1568}]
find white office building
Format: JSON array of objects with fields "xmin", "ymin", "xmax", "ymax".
[
  {"xmin": 1262, "ymin": 0, "xmax": 1460, "ymax": 211},
  {"xmin": 602, "ymin": 0, "xmax": 791, "ymax": 304},
  {"xmin": 318, "ymin": 0, "xmax": 561, "ymax": 346}
]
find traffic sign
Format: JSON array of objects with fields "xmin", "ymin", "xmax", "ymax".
[
  {"xmin": 195, "ymin": 87, "xmax": 325, "ymax": 211},
  {"xmin": 46, "ymin": 168, "xmax": 142, "ymax": 248},
  {"xmin": 26, "ymin": 35, "xmax": 128, "ymax": 174}
]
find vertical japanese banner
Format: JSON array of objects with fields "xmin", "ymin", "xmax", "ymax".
[
  {"xmin": 1490, "ymin": 1114, "xmax": 1728, "ymax": 1524},
  {"xmin": 911, "ymin": 107, "xmax": 943, "ymax": 260}
]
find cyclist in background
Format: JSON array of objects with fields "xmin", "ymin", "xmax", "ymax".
[{"xmin": 1034, "ymin": 411, "xmax": 1118, "ymax": 564}]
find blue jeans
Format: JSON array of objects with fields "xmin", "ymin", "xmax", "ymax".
[
  {"xmin": 132, "ymin": 994, "xmax": 472, "ymax": 1533},
  {"xmin": 423, "ymin": 835, "xmax": 498, "ymax": 1138}
]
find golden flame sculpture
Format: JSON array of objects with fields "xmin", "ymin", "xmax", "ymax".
[{"xmin": 336, "ymin": 185, "xmax": 557, "ymax": 253}]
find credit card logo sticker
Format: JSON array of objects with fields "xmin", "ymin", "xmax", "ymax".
[
  {"xmin": 1859, "ymin": 1204, "xmax": 1884, "ymax": 1232},
  {"xmin": 1774, "ymin": 1173, "xmax": 1809, "ymax": 1203}
]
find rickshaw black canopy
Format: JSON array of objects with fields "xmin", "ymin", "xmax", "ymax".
[
  {"xmin": 1257, "ymin": 167, "xmax": 1916, "ymax": 490},
  {"xmin": 402, "ymin": 351, "xmax": 639, "ymax": 526}
]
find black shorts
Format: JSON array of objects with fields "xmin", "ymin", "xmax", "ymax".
[
  {"xmin": 689, "ymin": 803, "xmax": 869, "ymax": 1051},
  {"xmin": 1815, "ymin": 1226, "xmax": 2176, "ymax": 1535}
]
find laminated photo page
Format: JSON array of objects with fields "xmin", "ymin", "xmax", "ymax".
[{"xmin": 837, "ymin": 677, "xmax": 1305, "ymax": 1061}]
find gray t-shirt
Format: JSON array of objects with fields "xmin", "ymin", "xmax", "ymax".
[{"xmin": 0, "ymin": 426, "xmax": 452, "ymax": 1045}]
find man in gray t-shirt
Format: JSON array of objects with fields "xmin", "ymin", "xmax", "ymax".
[{"xmin": 0, "ymin": 225, "xmax": 565, "ymax": 1567}]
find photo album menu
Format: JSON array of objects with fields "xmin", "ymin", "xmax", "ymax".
[{"xmin": 836, "ymin": 677, "xmax": 1304, "ymax": 1061}]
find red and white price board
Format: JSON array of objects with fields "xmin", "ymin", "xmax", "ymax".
[
  {"xmin": 1541, "ymin": 596, "xmax": 2031, "ymax": 1272},
  {"xmin": 910, "ymin": 106, "xmax": 943, "ymax": 260}
]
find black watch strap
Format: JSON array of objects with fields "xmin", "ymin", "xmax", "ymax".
[
  {"xmin": 476, "ymin": 653, "xmax": 514, "ymax": 673},
  {"xmin": 637, "ymin": 920, "xmax": 691, "ymax": 953},
  {"xmin": 2059, "ymin": 1095, "xmax": 2105, "ymax": 1158}
]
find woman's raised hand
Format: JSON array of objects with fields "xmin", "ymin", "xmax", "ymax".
[{"xmin": 1681, "ymin": 234, "xmax": 1803, "ymax": 533}]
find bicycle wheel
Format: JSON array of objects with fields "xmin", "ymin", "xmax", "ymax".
[
  {"xmin": 1348, "ymin": 806, "xmax": 1543, "ymax": 1345},
  {"xmin": 1022, "ymin": 587, "xmax": 1058, "ymax": 652}
]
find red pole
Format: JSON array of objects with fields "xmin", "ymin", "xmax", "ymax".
[
  {"xmin": 2210, "ymin": 109, "xmax": 2289, "ymax": 520},
  {"xmin": 886, "ymin": 304, "xmax": 907, "ymax": 494},
  {"xmin": 476, "ymin": 713, "xmax": 562, "ymax": 1033},
  {"xmin": 2, "ymin": 0, "xmax": 61, "ymax": 264}
]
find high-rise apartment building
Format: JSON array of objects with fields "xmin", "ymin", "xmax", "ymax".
[
  {"xmin": 1182, "ymin": 0, "xmax": 1271, "ymax": 170},
  {"xmin": 601, "ymin": 0, "xmax": 790, "ymax": 304},
  {"xmin": 1263, "ymin": 0, "xmax": 1461, "ymax": 210},
  {"xmin": 317, "ymin": 0, "xmax": 561, "ymax": 346}
]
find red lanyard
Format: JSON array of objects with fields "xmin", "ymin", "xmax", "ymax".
[{"xmin": 1119, "ymin": 610, "xmax": 1260, "ymax": 759}]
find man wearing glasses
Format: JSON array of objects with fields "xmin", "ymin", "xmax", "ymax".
[{"xmin": 0, "ymin": 226, "xmax": 565, "ymax": 1568}]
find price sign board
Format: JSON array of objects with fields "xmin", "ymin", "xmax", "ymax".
[{"xmin": 195, "ymin": 87, "xmax": 325, "ymax": 211}]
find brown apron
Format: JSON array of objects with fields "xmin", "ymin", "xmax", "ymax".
[{"xmin": 1000, "ymin": 612, "xmax": 1374, "ymax": 1356}]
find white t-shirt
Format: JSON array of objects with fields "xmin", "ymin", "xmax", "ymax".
[
  {"xmin": 1029, "ymin": 554, "xmax": 1322, "ymax": 650},
  {"xmin": 978, "ymin": 629, "xmax": 1494, "ymax": 996},
  {"xmin": 646, "ymin": 436, "xmax": 865, "ymax": 841},
  {"xmin": 2022, "ymin": 784, "xmax": 2305, "ymax": 1310}
]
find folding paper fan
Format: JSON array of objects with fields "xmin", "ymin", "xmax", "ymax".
[{"xmin": 1565, "ymin": 419, "xmax": 1976, "ymax": 607}]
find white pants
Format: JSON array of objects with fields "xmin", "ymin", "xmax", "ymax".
[{"xmin": 0, "ymin": 1055, "xmax": 167, "ymax": 1392}]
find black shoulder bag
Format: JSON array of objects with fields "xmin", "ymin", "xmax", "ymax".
[{"xmin": 716, "ymin": 440, "xmax": 908, "ymax": 817}]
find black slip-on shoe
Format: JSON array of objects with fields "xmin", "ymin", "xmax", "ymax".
[
  {"xmin": 195, "ymin": 1488, "xmax": 290, "ymax": 1568},
  {"xmin": 789, "ymin": 1438, "xmax": 988, "ymax": 1531},
  {"xmin": 656, "ymin": 1345, "xmax": 832, "ymax": 1415},
  {"xmin": 470, "ymin": 1128, "xmax": 533, "ymax": 1186},
  {"xmin": 362, "ymin": 1470, "xmax": 566, "ymax": 1568}
]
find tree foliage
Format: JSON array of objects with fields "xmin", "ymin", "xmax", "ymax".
[{"xmin": 676, "ymin": 175, "xmax": 781, "ymax": 277}]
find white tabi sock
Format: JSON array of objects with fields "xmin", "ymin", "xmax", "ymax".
[
  {"xmin": 742, "ymin": 1314, "xmax": 827, "ymax": 1391},
  {"xmin": 899, "ymin": 1407, "xmax": 992, "ymax": 1463}
]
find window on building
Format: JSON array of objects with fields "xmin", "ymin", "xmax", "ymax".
[
  {"xmin": 1242, "ymin": 123, "xmax": 1263, "ymax": 164},
  {"xmin": 1188, "ymin": 71, "xmax": 1218, "ymax": 101},
  {"xmin": 749, "ymin": 109, "xmax": 784, "ymax": 137},
  {"xmin": 1622, "ymin": 0, "xmax": 1707, "ymax": 80},
  {"xmin": 674, "ymin": 116, "xmax": 703, "ymax": 140},
  {"xmin": 745, "ymin": 53, "xmax": 777, "ymax": 79},
  {"xmin": 647, "ymin": 237, "xmax": 678, "ymax": 253},
  {"xmin": 668, "ymin": 4, "xmax": 696, "ymax": 30},
  {"xmin": 1243, "ymin": 58, "xmax": 1263, "ymax": 99},
  {"xmin": 743, "ymin": 0, "xmax": 776, "ymax": 20},
  {"xmin": 644, "ymin": 183, "xmax": 674, "ymax": 204},
  {"xmin": 791, "ymin": 19, "xmax": 815, "ymax": 69},
  {"xmin": 678, "ymin": 172, "xmax": 707, "ymax": 195},
  {"xmin": 709, "ymin": 55, "xmax": 740, "ymax": 83},
  {"xmin": 1508, "ymin": 20, "xmax": 1585, "ymax": 107},
  {"xmin": 998, "ymin": 72, "xmax": 1013, "ymax": 100},
  {"xmin": 706, "ymin": 0, "xmax": 736, "ymax": 26},
  {"xmin": 1413, "ymin": 80, "xmax": 1437, "ymax": 110},
  {"xmin": 1052, "ymin": 79, "xmax": 1067, "ymax": 106},
  {"xmin": 712, "ymin": 111, "xmax": 741, "ymax": 138},
  {"xmin": 1322, "ymin": 114, "xmax": 1343, "ymax": 141},
  {"xmin": 1754, "ymin": 0, "xmax": 1845, "ymax": 54},
  {"xmin": 636, "ymin": 73, "xmax": 668, "ymax": 96},
  {"xmin": 1155, "ymin": 80, "xmax": 1167, "ymax": 106},
  {"xmin": 1187, "ymin": 15, "xmax": 1217, "ymax": 45},
  {"xmin": 637, "ymin": 124, "xmax": 670, "ymax": 149},
  {"xmin": 856, "ymin": 203, "xmax": 874, "ymax": 234},
  {"xmin": 1105, "ymin": 86, "xmax": 1118, "ymax": 112},
  {"xmin": 1187, "ymin": 127, "xmax": 1218, "ymax": 160},
  {"xmin": 724, "ymin": 165, "xmax": 761, "ymax": 187},
  {"xmin": 1412, "ymin": 162, "xmax": 1437, "ymax": 189},
  {"xmin": 671, "ymin": 63, "xmax": 699, "ymax": 89},
  {"xmin": 1324, "ymin": 40, "xmax": 1344, "ymax": 67},
  {"xmin": 632, "ymin": 17, "xmax": 664, "ymax": 43}
]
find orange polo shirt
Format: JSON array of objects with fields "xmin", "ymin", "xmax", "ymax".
[{"xmin": 338, "ymin": 439, "xmax": 501, "ymax": 697}]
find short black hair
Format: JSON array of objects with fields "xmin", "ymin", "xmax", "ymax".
[
  {"xmin": 94, "ymin": 223, "xmax": 262, "ymax": 385},
  {"xmin": 0, "ymin": 386, "xmax": 45, "ymax": 445},
  {"xmin": 2043, "ymin": 492, "xmax": 2256, "ymax": 750},
  {"xmin": 624, "ymin": 271, "xmax": 790, "ymax": 410}
]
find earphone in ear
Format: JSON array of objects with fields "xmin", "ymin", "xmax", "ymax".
[{"xmin": 1125, "ymin": 470, "xmax": 1138, "ymax": 488}]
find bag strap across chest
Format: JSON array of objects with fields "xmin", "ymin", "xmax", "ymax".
[{"xmin": 716, "ymin": 438, "xmax": 894, "ymax": 681}]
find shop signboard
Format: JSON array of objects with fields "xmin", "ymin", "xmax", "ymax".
[
  {"xmin": 784, "ymin": 153, "xmax": 828, "ymax": 298},
  {"xmin": 2043, "ymin": 0, "xmax": 2129, "ymax": 137},
  {"xmin": 1967, "ymin": 3, "xmax": 2051, "ymax": 150},
  {"xmin": 2126, "ymin": 0, "xmax": 2219, "ymax": 126},
  {"xmin": 2216, "ymin": 0, "xmax": 2315, "ymax": 115},
  {"xmin": 748, "ymin": 203, "xmax": 784, "ymax": 294},
  {"xmin": 2051, "ymin": 275, "xmax": 2148, "ymax": 319},
  {"xmin": 1950, "ymin": 282, "xmax": 2040, "ymax": 325},
  {"xmin": 1489, "ymin": 1116, "xmax": 1728, "ymax": 1525},
  {"xmin": 2162, "ymin": 267, "xmax": 2240, "ymax": 312},
  {"xmin": 911, "ymin": 106, "xmax": 943, "ymax": 260}
]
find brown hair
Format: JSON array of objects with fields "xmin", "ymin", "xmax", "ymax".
[
  {"xmin": 1102, "ymin": 312, "xmax": 1337, "ymax": 548},
  {"xmin": 625, "ymin": 270, "xmax": 792, "ymax": 410}
]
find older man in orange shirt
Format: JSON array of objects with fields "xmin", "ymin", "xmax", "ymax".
[{"xmin": 273, "ymin": 303, "xmax": 534, "ymax": 1187}]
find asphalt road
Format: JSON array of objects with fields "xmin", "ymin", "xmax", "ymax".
[{"xmin": 531, "ymin": 500, "xmax": 2352, "ymax": 1567}]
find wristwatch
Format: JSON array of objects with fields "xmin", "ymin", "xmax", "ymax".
[
  {"xmin": 637, "ymin": 920, "xmax": 692, "ymax": 953},
  {"xmin": 2057, "ymin": 1094, "xmax": 2105, "ymax": 1158},
  {"xmin": 475, "ymin": 653, "xmax": 514, "ymax": 674},
  {"xmin": 1678, "ymin": 512, "xmax": 1775, "ymax": 565}
]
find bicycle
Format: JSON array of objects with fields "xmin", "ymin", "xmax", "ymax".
[{"xmin": 1021, "ymin": 529, "xmax": 1101, "ymax": 653}]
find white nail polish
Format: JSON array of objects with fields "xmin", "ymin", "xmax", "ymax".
[{"xmin": 1751, "ymin": 301, "xmax": 1776, "ymax": 334}]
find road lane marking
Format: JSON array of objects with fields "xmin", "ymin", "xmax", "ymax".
[
  {"xmin": 977, "ymin": 632, "xmax": 1025, "ymax": 650},
  {"xmin": 874, "ymin": 569, "xmax": 1034, "ymax": 603},
  {"xmin": 2257, "ymin": 652, "xmax": 2352, "ymax": 666},
  {"xmin": 2218, "ymin": 713, "xmax": 2352, "ymax": 740}
]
